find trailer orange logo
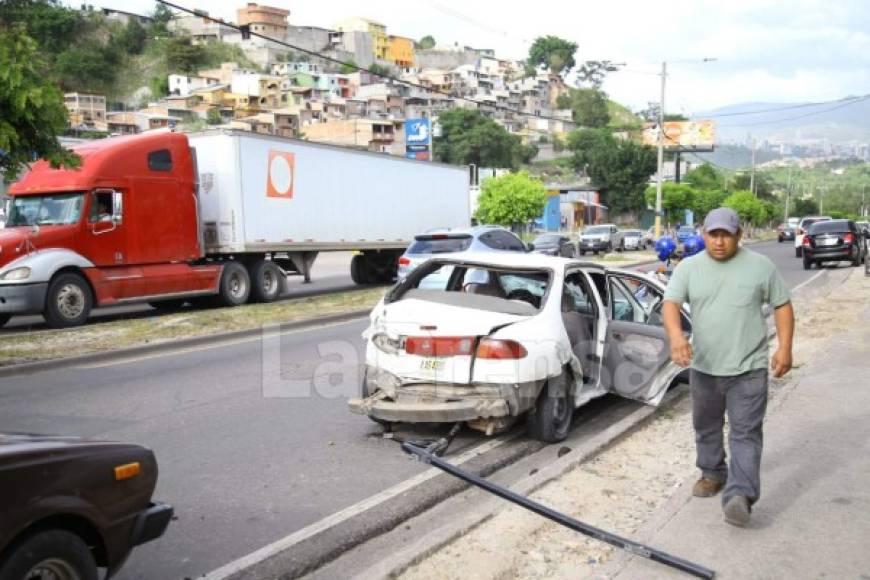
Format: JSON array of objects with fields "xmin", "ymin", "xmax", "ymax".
[{"xmin": 267, "ymin": 150, "xmax": 295, "ymax": 199}]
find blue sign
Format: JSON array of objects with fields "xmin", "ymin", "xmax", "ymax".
[{"xmin": 405, "ymin": 118, "xmax": 430, "ymax": 146}]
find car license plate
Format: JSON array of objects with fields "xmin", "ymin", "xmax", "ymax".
[
  {"xmin": 820, "ymin": 238, "xmax": 837, "ymax": 246},
  {"xmin": 420, "ymin": 359, "xmax": 445, "ymax": 372},
  {"xmin": 586, "ymin": 241, "xmax": 594, "ymax": 245}
]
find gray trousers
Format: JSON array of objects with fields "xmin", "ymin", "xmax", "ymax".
[{"xmin": 690, "ymin": 368, "xmax": 768, "ymax": 506}]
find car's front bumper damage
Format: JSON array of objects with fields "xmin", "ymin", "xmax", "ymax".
[{"xmin": 348, "ymin": 366, "xmax": 543, "ymax": 434}]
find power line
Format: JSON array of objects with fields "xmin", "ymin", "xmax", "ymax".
[
  {"xmin": 718, "ymin": 94, "xmax": 870, "ymax": 127},
  {"xmin": 157, "ymin": 0, "xmax": 574, "ymax": 124},
  {"xmin": 700, "ymin": 94, "xmax": 870, "ymax": 119}
]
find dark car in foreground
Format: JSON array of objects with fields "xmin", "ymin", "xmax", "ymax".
[
  {"xmin": 801, "ymin": 219, "xmax": 868, "ymax": 270},
  {"xmin": 777, "ymin": 224, "xmax": 796, "ymax": 243},
  {"xmin": 0, "ymin": 434, "xmax": 172, "ymax": 580},
  {"xmin": 531, "ymin": 234, "xmax": 572, "ymax": 256}
]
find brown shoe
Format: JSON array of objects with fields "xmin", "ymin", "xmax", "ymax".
[
  {"xmin": 723, "ymin": 495, "xmax": 751, "ymax": 527},
  {"xmin": 692, "ymin": 477, "xmax": 725, "ymax": 498}
]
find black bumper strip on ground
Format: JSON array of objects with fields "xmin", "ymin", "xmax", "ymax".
[{"xmin": 402, "ymin": 442, "xmax": 716, "ymax": 579}]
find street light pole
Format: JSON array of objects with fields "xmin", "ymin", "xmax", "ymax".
[{"xmin": 654, "ymin": 61, "xmax": 666, "ymax": 239}]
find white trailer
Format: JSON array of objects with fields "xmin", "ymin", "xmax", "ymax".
[{"xmin": 188, "ymin": 130, "xmax": 470, "ymax": 284}]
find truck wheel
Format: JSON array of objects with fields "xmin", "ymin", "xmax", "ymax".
[
  {"xmin": 250, "ymin": 260, "xmax": 282, "ymax": 302},
  {"xmin": 527, "ymin": 369, "xmax": 574, "ymax": 443},
  {"xmin": 0, "ymin": 529, "xmax": 98, "ymax": 580},
  {"xmin": 350, "ymin": 255, "xmax": 369, "ymax": 285},
  {"xmin": 44, "ymin": 272, "xmax": 92, "ymax": 328},
  {"xmin": 0, "ymin": 314, "xmax": 10, "ymax": 328},
  {"xmin": 216, "ymin": 262, "xmax": 250, "ymax": 307}
]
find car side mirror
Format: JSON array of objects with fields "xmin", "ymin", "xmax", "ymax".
[{"xmin": 526, "ymin": 243, "xmax": 535, "ymax": 252}]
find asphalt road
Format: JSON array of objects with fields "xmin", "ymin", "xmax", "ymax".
[
  {"xmin": 1, "ymin": 252, "xmax": 358, "ymax": 332},
  {"xmin": 0, "ymin": 240, "xmax": 839, "ymax": 580}
]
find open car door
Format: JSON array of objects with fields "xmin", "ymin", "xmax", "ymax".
[{"xmin": 601, "ymin": 272, "xmax": 688, "ymax": 406}]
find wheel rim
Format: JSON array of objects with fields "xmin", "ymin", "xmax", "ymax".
[
  {"xmin": 56, "ymin": 283, "xmax": 85, "ymax": 320},
  {"xmin": 262, "ymin": 269, "xmax": 278, "ymax": 295},
  {"xmin": 228, "ymin": 271, "xmax": 248, "ymax": 299},
  {"xmin": 25, "ymin": 558, "xmax": 81, "ymax": 580}
]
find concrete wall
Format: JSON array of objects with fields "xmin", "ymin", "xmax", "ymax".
[{"xmin": 414, "ymin": 49, "xmax": 480, "ymax": 71}]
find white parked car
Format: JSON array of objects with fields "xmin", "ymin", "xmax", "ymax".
[
  {"xmin": 572, "ymin": 224, "xmax": 625, "ymax": 255},
  {"xmin": 348, "ymin": 253, "xmax": 691, "ymax": 442},
  {"xmin": 622, "ymin": 229, "xmax": 645, "ymax": 250},
  {"xmin": 794, "ymin": 216, "xmax": 831, "ymax": 257}
]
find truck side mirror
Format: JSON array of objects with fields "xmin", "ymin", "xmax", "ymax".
[{"xmin": 112, "ymin": 191, "xmax": 123, "ymax": 224}]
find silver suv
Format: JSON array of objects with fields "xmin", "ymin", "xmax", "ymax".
[
  {"xmin": 397, "ymin": 226, "xmax": 529, "ymax": 280},
  {"xmin": 573, "ymin": 224, "xmax": 625, "ymax": 255}
]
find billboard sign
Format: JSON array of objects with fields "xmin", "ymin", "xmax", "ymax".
[
  {"xmin": 642, "ymin": 120, "xmax": 715, "ymax": 151},
  {"xmin": 405, "ymin": 118, "xmax": 431, "ymax": 161}
]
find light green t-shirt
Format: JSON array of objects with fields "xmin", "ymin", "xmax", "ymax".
[{"xmin": 664, "ymin": 248, "xmax": 791, "ymax": 377}]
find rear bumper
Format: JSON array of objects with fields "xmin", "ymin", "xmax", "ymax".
[
  {"xmin": 348, "ymin": 366, "xmax": 541, "ymax": 423},
  {"xmin": 0, "ymin": 282, "xmax": 48, "ymax": 315},
  {"xmin": 805, "ymin": 247, "xmax": 853, "ymax": 260},
  {"xmin": 130, "ymin": 502, "xmax": 173, "ymax": 547}
]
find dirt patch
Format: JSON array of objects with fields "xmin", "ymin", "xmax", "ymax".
[
  {"xmin": 400, "ymin": 267, "xmax": 869, "ymax": 580},
  {"xmin": 0, "ymin": 287, "xmax": 387, "ymax": 366}
]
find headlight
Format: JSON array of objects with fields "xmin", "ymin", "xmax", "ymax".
[
  {"xmin": 372, "ymin": 332, "xmax": 403, "ymax": 355},
  {"xmin": 1, "ymin": 267, "xmax": 31, "ymax": 281}
]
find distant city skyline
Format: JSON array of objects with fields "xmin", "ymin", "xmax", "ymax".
[{"xmin": 69, "ymin": 0, "xmax": 870, "ymax": 115}]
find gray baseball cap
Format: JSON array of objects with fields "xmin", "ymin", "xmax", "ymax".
[{"xmin": 703, "ymin": 207, "xmax": 740, "ymax": 234}]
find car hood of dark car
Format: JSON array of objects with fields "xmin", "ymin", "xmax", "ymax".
[{"xmin": 0, "ymin": 432, "xmax": 147, "ymax": 458}]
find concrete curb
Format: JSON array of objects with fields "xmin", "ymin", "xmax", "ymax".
[
  {"xmin": 0, "ymin": 309, "xmax": 371, "ymax": 378},
  {"xmin": 349, "ymin": 388, "xmax": 688, "ymax": 580}
]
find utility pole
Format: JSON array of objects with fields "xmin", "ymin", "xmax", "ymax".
[
  {"xmin": 750, "ymin": 137, "xmax": 757, "ymax": 196},
  {"xmin": 784, "ymin": 166, "xmax": 792, "ymax": 221},
  {"xmin": 654, "ymin": 61, "xmax": 666, "ymax": 239},
  {"xmin": 862, "ymin": 184, "xmax": 866, "ymax": 217}
]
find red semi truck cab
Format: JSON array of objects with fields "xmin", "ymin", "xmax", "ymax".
[{"xmin": 0, "ymin": 132, "xmax": 222, "ymax": 328}]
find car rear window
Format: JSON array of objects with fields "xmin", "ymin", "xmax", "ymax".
[
  {"xmin": 408, "ymin": 235, "xmax": 473, "ymax": 254},
  {"xmin": 801, "ymin": 218, "xmax": 827, "ymax": 229},
  {"xmin": 808, "ymin": 220, "xmax": 849, "ymax": 234},
  {"xmin": 624, "ymin": 231, "xmax": 641, "ymax": 237},
  {"xmin": 391, "ymin": 262, "xmax": 551, "ymax": 315}
]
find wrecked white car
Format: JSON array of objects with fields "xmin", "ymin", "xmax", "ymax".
[{"xmin": 348, "ymin": 253, "xmax": 691, "ymax": 442}]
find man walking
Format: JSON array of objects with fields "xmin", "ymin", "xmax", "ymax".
[{"xmin": 662, "ymin": 207, "xmax": 794, "ymax": 527}]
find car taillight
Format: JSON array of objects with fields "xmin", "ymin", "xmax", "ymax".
[
  {"xmin": 802, "ymin": 236, "xmax": 811, "ymax": 246},
  {"xmin": 476, "ymin": 339, "xmax": 527, "ymax": 359},
  {"xmin": 844, "ymin": 233, "xmax": 854, "ymax": 244},
  {"xmin": 405, "ymin": 336, "xmax": 474, "ymax": 357},
  {"xmin": 398, "ymin": 256, "xmax": 411, "ymax": 266}
]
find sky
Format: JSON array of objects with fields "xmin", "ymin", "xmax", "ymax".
[{"xmin": 69, "ymin": 0, "xmax": 870, "ymax": 114}]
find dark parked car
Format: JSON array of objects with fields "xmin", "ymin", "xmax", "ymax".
[
  {"xmin": 801, "ymin": 219, "xmax": 868, "ymax": 270},
  {"xmin": 0, "ymin": 433, "xmax": 172, "ymax": 580},
  {"xmin": 531, "ymin": 234, "xmax": 571, "ymax": 256},
  {"xmin": 777, "ymin": 223, "xmax": 796, "ymax": 243}
]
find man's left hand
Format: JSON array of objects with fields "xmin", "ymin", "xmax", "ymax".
[{"xmin": 771, "ymin": 348, "xmax": 792, "ymax": 378}]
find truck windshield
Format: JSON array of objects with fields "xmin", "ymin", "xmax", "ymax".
[{"xmin": 6, "ymin": 193, "xmax": 84, "ymax": 227}]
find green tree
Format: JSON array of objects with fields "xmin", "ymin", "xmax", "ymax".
[
  {"xmin": 434, "ymin": 108, "xmax": 535, "ymax": 170},
  {"xmin": 339, "ymin": 59, "xmax": 359, "ymax": 74},
  {"xmin": 53, "ymin": 39, "xmax": 119, "ymax": 91},
  {"xmin": 684, "ymin": 163, "xmax": 725, "ymax": 191},
  {"xmin": 575, "ymin": 60, "xmax": 620, "ymax": 88},
  {"xmin": 693, "ymin": 188, "xmax": 730, "ymax": 217},
  {"xmin": 644, "ymin": 183, "xmax": 698, "ymax": 224},
  {"xmin": 475, "ymin": 171, "xmax": 548, "ymax": 226},
  {"xmin": 527, "ymin": 35, "xmax": 577, "ymax": 77},
  {"xmin": 113, "ymin": 19, "xmax": 147, "ymax": 55},
  {"xmin": 368, "ymin": 63, "xmax": 391, "ymax": 77},
  {"xmin": 150, "ymin": 75, "xmax": 169, "ymax": 98},
  {"xmin": 206, "ymin": 107, "xmax": 222, "ymax": 125},
  {"xmin": 418, "ymin": 35, "xmax": 436, "ymax": 50},
  {"xmin": 566, "ymin": 127, "xmax": 612, "ymax": 169},
  {"xmin": 730, "ymin": 172, "xmax": 773, "ymax": 199},
  {"xmin": 793, "ymin": 197, "xmax": 819, "ymax": 216},
  {"xmin": 0, "ymin": 0, "xmax": 83, "ymax": 55},
  {"xmin": 556, "ymin": 88, "xmax": 610, "ymax": 127},
  {"xmin": 723, "ymin": 190, "xmax": 769, "ymax": 226},
  {"xmin": 165, "ymin": 37, "xmax": 206, "ymax": 74},
  {"xmin": 566, "ymin": 129, "xmax": 656, "ymax": 214},
  {"xmin": 149, "ymin": 3, "xmax": 173, "ymax": 36},
  {"xmin": 0, "ymin": 26, "xmax": 80, "ymax": 180}
]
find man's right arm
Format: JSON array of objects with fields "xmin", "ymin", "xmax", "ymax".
[
  {"xmin": 663, "ymin": 301, "xmax": 692, "ymax": 367},
  {"xmin": 662, "ymin": 263, "xmax": 692, "ymax": 368}
]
